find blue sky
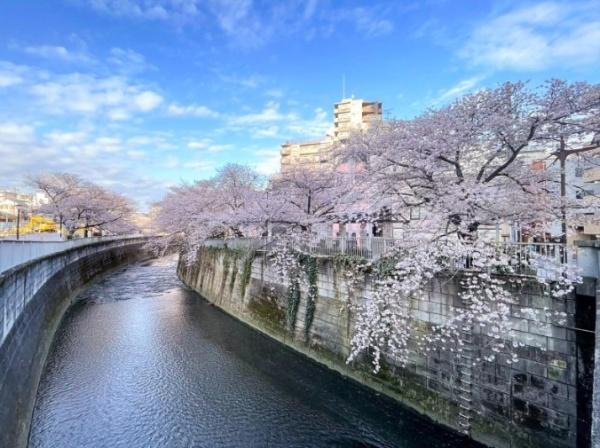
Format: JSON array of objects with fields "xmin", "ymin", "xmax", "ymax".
[{"xmin": 1, "ymin": 0, "xmax": 599, "ymax": 208}]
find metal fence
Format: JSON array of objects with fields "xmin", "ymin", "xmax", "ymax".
[
  {"xmin": 202, "ymin": 237, "xmax": 571, "ymax": 275},
  {"xmin": 202, "ymin": 238, "xmax": 273, "ymax": 252},
  {"xmin": 0, "ymin": 235, "xmax": 146, "ymax": 274},
  {"xmin": 288, "ymin": 237, "xmax": 399, "ymax": 259}
]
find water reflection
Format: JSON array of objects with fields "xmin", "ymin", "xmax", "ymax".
[{"xmin": 29, "ymin": 256, "xmax": 480, "ymax": 448}]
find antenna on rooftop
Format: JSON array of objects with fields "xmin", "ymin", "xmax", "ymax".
[{"xmin": 342, "ymin": 74, "xmax": 346, "ymax": 99}]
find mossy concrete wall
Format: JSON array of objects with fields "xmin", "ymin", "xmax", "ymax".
[
  {"xmin": 179, "ymin": 246, "xmax": 585, "ymax": 448},
  {"xmin": 0, "ymin": 237, "xmax": 152, "ymax": 448}
]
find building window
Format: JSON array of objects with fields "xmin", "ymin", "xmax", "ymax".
[{"xmin": 410, "ymin": 207, "xmax": 421, "ymax": 220}]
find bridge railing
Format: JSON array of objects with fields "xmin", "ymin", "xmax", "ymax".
[{"xmin": 0, "ymin": 235, "xmax": 145, "ymax": 275}]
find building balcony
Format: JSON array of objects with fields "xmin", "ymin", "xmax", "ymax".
[
  {"xmin": 583, "ymin": 222, "xmax": 600, "ymax": 235},
  {"xmin": 362, "ymin": 103, "xmax": 381, "ymax": 114}
]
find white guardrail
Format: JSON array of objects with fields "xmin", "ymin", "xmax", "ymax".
[{"xmin": 0, "ymin": 235, "xmax": 145, "ymax": 275}]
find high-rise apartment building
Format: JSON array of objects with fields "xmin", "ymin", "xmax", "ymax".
[
  {"xmin": 333, "ymin": 98, "xmax": 382, "ymax": 140},
  {"xmin": 280, "ymin": 97, "xmax": 382, "ymax": 173}
]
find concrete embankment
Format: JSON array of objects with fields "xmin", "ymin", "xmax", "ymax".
[
  {"xmin": 179, "ymin": 245, "xmax": 593, "ymax": 448},
  {"xmin": 0, "ymin": 237, "xmax": 152, "ymax": 448}
]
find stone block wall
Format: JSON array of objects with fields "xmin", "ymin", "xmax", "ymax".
[
  {"xmin": 0, "ymin": 237, "xmax": 151, "ymax": 448},
  {"xmin": 179, "ymin": 246, "xmax": 586, "ymax": 448}
]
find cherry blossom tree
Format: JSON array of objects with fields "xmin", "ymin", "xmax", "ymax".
[
  {"xmin": 156, "ymin": 80, "xmax": 598, "ymax": 379},
  {"xmin": 269, "ymin": 166, "xmax": 345, "ymax": 232},
  {"xmin": 31, "ymin": 172, "xmax": 137, "ymax": 237},
  {"xmin": 333, "ymin": 80, "xmax": 599, "ymax": 372},
  {"xmin": 152, "ymin": 164, "xmax": 266, "ymax": 262},
  {"xmin": 153, "ymin": 161, "xmax": 350, "ymax": 258},
  {"xmin": 28, "ymin": 173, "xmax": 81, "ymax": 235}
]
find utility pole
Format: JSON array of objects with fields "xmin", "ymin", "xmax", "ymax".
[
  {"xmin": 552, "ymin": 135, "xmax": 600, "ymax": 249},
  {"xmin": 16, "ymin": 208, "xmax": 20, "ymax": 240}
]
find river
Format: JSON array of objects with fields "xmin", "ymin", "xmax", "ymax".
[{"xmin": 29, "ymin": 256, "xmax": 480, "ymax": 448}]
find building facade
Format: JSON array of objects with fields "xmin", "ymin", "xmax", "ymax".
[
  {"xmin": 280, "ymin": 97, "xmax": 383, "ymax": 173},
  {"xmin": 0, "ymin": 190, "xmax": 48, "ymax": 237}
]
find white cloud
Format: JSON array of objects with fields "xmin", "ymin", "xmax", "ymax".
[
  {"xmin": 44, "ymin": 131, "xmax": 87, "ymax": 145},
  {"xmin": 0, "ymin": 122, "xmax": 36, "ymax": 144},
  {"xmin": 224, "ymin": 103, "xmax": 330, "ymax": 142},
  {"xmin": 0, "ymin": 72, "xmax": 23, "ymax": 88},
  {"xmin": 126, "ymin": 134, "xmax": 175, "ymax": 150},
  {"xmin": 183, "ymin": 160, "xmax": 216, "ymax": 171},
  {"xmin": 85, "ymin": 1, "xmax": 395, "ymax": 48},
  {"xmin": 87, "ymin": 0, "xmax": 195, "ymax": 21},
  {"xmin": 167, "ymin": 103, "xmax": 219, "ymax": 118},
  {"xmin": 0, "ymin": 61, "xmax": 29, "ymax": 88},
  {"xmin": 29, "ymin": 73, "xmax": 163, "ymax": 120},
  {"xmin": 265, "ymin": 88, "xmax": 283, "ymax": 98},
  {"xmin": 187, "ymin": 138, "xmax": 231, "ymax": 153},
  {"xmin": 127, "ymin": 149, "xmax": 147, "ymax": 159},
  {"xmin": 0, "ymin": 119, "xmax": 176, "ymax": 208},
  {"xmin": 284, "ymin": 107, "xmax": 329, "ymax": 138},
  {"xmin": 22, "ymin": 45, "xmax": 93, "ymax": 64},
  {"xmin": 253, "ymin": 125, "xmax": 280, "ymax": 138},
  {"xmin": 253, "ymin": 148, "xmax": 281, "ymax": 175},
  {"xmin": 461, "ymin": 2, "xmax": 600, "ymax": 71},
  {"xmin": 335, "ymin": 7, "xmax": 394, "ymax": 37},
  {"xmin": 165, "ymin": 155, "xmax": 179, "ymax": 168},
  {"xmin": 229, "ymin": 101, "xmax": 286, "ymax": 125},
  {"xmin": 107, "ymin": 47, "xmax": 152, "ymax": 73},
  {"xmin": 134, "ymin": 90, "xmax": 163, "ymax": 111},
  {"xmin": 218, "ymin": 73, "xmax": 263, "ymax": 88},
  {"xmin": 435, "ymin": 76, "xmax": 485, "ymax": 104}
]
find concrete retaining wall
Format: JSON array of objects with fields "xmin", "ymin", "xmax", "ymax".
[
  {"xmin": 179, "ymin": 246, "xmax": 590, "ymax": 448},
  {"xmin": 0, "ymin": 237, "xmax": 151, "ymax": 448}
]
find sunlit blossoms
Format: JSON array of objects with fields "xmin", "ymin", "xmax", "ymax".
[
  {"xmin": 30, "ymin": 172, "xmax": 138, "ymax": 237},
  {"xmin": 155, "ymin": 80, "xmax": 599, "ymax": 373}
]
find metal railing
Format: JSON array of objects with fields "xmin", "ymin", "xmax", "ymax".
[
  {"xmin": 201, "ymin": 238, "xmax": 572, "ymax": 277},
  {"xmin": 202, "ymin": 238, "xmax": 272, "ymax": 252},
  {"xmin": 289, "ymin": 237, "xmax": 399, "ymax": 259},
  {"xmin": 0, "ymin": 235, "xmax": 145, "ymax": 274}
]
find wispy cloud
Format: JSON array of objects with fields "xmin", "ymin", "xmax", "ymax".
[
  {"xmin": 218, "ymin": 72, "xmax": 263, "ymax": 89},
  {"xmin": 84, "ymin": 0, "xmax": 396, "ymax": 48},
  {"xmin": 21, "ymin": 44, "xmax": 94, "ymax": 64},
  {"xmin": 86, "ymin": 0, "xmax": 200, "ymax": 22},
  {"xmin": 435, "ymin": 75, "xmax": 485, "ymax": 104},
  {"xmin": 167, "ymin": 103, "xmax": 219, "ymax": 118},
  {"xmin": 187, "ymin": 138, "xmax": 231, "ymax": 153},
  {"xmin": 253, "ymin": 148, "xmax": 280, "ymax": 175},
  {"xmin": 0, "ymin": 122, "xmax": 35, "ymax": 144},
  {"xmin": 229, "ymin": 101, "xmax": 287, "ymax": 125},
  {"xmin": 224, "ymin": 102, "xmax": 330, "ymax": 142},
  {"xmin": 0, "ymin": 120, "xmax": 170, "ymax": 207},
  {"xmin": 107, "ymin": 47, "xmax": 154, "ymax": 74},
  {"xmin": 0, "ymin": 72, "xmax": 23, "ymax": 88},
  {"xmin": 461, "ymin": 1, "xmax": 600, "ymax": 71},
  {"xmin": 332, "ymin": 7, "xmax": 394, "ymax": 37},
  {"xmin": 28, "ymin": 72, "xmax": 163, "ymax": 120}
]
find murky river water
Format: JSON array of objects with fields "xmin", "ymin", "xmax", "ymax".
[{"xmin": 29, "ymin": 256, "xmax": 480, "ymax": 448}]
